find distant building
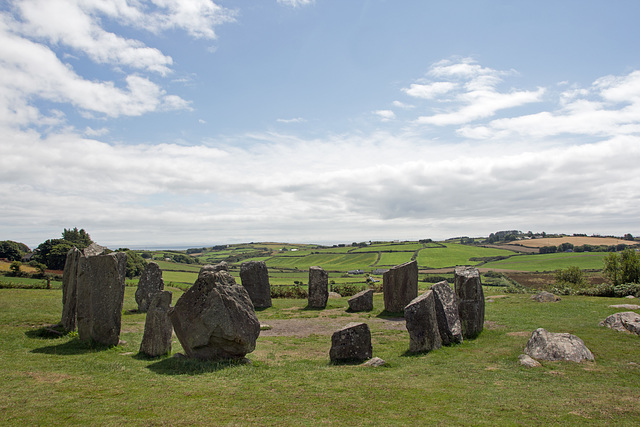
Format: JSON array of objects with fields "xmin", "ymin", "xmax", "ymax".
[{"xmin": 348, "ymin": 269, "xmax": 364, "ymax": 275}]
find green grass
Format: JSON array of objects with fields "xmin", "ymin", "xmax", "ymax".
[
  {"xmin": 376, "ymin": 251, "xmax": 414, "ymax": 266},
  {"xmin": 1, "ymin": 287, "xmax": 640, "ymax": 425},
  {"xmin": 483, "ymin": 252, "xmax": 608, "ymax": 272},
  {"xmin": 416, "ymin": 243, "xmax": 517, "ymax": 268},
  {"xmin": 265, "ymin": 253, "xmax": 379, "ymax": 270}
]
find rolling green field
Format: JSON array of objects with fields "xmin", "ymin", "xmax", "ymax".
[
  {"xmin": 415, "ymin": 243, "xmax": 516, "ymax": 269},
  {"xmin": 1, "ymin": 286, "xmax": 639, "ymax": 425},
  {"xmin": 482, "ymin": 252, "xmax": 608, "ymax": 272}
]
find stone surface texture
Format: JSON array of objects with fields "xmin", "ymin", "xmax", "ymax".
[
  {"xmin": 169, "ymin": 270, "xmax": 260, "ymax": 360},
  {"xmin": 430, "ymin": 280, "xmax": 463, "ymax": 346},
  {"xmin": 135, "ymin": 262, "xmax": 165, "ymax": 313},
  {"xmin": 240, "ymin": 261, "xmax": 272, "ymax": 309},
  {"xmin": 383, "ymin": 260, "xmax": 418, "ymax": 313},
  {"xmin": 308, "ymin": 266, "xmax": 329, "ymax": 309},
  {"xmin": 363, "ymin": 357, "xmax": 386, "ymax": 367},
  {"xmin": 404, "ymin": 290, "xmax": 442, "ymax": 353},
  {"xmin": 519, "ymin": 354, "xmax": 542, "ymax": 368},
  {"xmin": 198, "ymin": 262, "xmax": 229, "ymax": 278},
  {"xmin": 600, "ymin": 311, "xmax": 640, "ymax": 335},
  {"xmin": 454, "ymin": 267, "xmax": 485, "ymax": 339},
  {"xmin": 348, "ymin": 289, "xmax": 374, "ymax": 312},
  {"xmin": 61, "ymin": 247, "xmax": 82, "ymax": 331},
  {"xmin": 531, "ymin": 291, "xmax": 560, "ymax": 303},
  {"xmin": 76, "ymin": 252, "xmax": 127, "ymax": 346},
  {"xmin": 524, "ymin": 328, "xmax": 594, "ymax": 362},
  {"xmin": 329, "ymin": 322, "xmax": 372, "ymax": 363},
  {"xmin": 139, "ymin": 291, "xmax": 173, "ymax": 357}
]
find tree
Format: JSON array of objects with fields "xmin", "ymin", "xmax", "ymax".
[
  {"xmin": 9, "ymin": 261, "xmax": 21, "ymax": 275},
  {"xmin": 62, "ymin": 228, "xmax": 93, "ymax": 249},
  {"xmin": 0, "ymin": 241, "xmax": 24, "ymax": 261},
  {"xmin": 603, "ymin": 248, "xmax": 640, "ymax": 286},
  {"xmin": 116, "ymin": 249, "xmax": 148, "ymax": 278},
  {"xmin": 555, "ymin": 266, "xmax": 586, "ymax": 287}
]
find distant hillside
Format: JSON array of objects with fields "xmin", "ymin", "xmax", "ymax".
[{"xmin": 506, "ymin": 236, "xmax": 635, "ymax": 248}]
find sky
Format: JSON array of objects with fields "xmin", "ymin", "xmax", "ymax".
[{"xmin": 1, "ymin": 0, "xmax": 640, "ymax": 250}]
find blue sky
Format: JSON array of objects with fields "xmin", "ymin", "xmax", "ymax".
[{"xmin": 1, "ymin": 0, "xmax": 640, "ymax": 249}]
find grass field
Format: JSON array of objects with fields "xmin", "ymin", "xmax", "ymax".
[
  {"xmin": 416, "ymin": 243, "xmax": 516, "ymax": 269},
  {"xmin": 1, "ymin": 286, "xmax": 639, "ymax": 425},
  {"xmin": 508, "ymin": 236, "xmax": 635, "ymax": 248},
  {"xmin": 483, "ymin": 252, "xmax": 608, "ymax": 272}
]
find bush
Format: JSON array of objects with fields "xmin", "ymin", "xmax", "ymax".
[
  {"xmin": 271, "ymin": 285, "xmax": 308, "ymax": 299},
  {"xmin": 555, "ymin": 266, "xmax": 587, "ymax": 288},
  {"xmin": 331, "ymin": 283, "xmax": 366, "ymax": 297},
  {"xmin": 9, "ymin": 261, "xmax": 21, "ymax": 275}
]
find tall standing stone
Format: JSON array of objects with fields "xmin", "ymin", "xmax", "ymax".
[
  {"xmin": 430, "ymin": 281, "xmax": 463, "ymax": 345},
  {"xmin": 169, "ymin": 270, "xmax": 260, "ymax": 360},
  {"xmin": 383, "ymin": 260, "xmax": 418, "ymax": 313},
  {"xmin": 139, "ymin": 291, "xmax": 173, "ymax": 357},
  {"xmin": 76, "ymin": 252, "xmax": 127, "ymax": 346},
  {"xmin": 61, "ymin": 247, "xmax": 82, "ymax": 332},
  {"xmin": 135, "ymin": 262, "xmax": 164, "ymax": 313},
  {"xmin": 404, "ymin": 290, "xmax": 442, "ymax": 353},
  {"xmin": 240, "ymin": 261, "xmax": 272, "ymax": 309},
  {"xmin": 454, "ymin": 267, "xmax": 485, "ymax": 339},
  {"xmin": 329, "ymin": 322, "xmax": 372, "ymax": 363},
  {"xmin": 308, "ymin": 266, "xmax": 329, "ymax": 309}
]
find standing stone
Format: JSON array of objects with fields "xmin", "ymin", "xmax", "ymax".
[
  {"xmin": 240, "ymin": 261, "xmax": 272, "ymax": 309},
  {"xmin": 82, "ymin": 242, "xmax": 108, "ymax": 257},
  {"xmin": 61, "ymin": 247, "xmax": 82, "ymax": 332},
  {"xmin": 454, "ymin": 267, "xmax": 485, "ymax": 339},
  {"xmin": 198, "ymin": 262, "xmax": 228, "ymax": 278},
  {"xmin": 383, "ymin": 260, "xmax": 418, "ymax": 313},
  {"xmin": 169, "ymin": 270, "xmax": 260, "ymax": 360},
  {"xmin": 524, "ymin": 328, "xmax": 594, "ymax": 362},
  {"xmin": 430, "ymin": 281, "xmax": 463, "ymax": 346},
  {"xmin": 135, "ymin": 262, "xmax": 165, "ymax": 313},
  {"xmin": 329, "ymin": 322, "xmax": 372, "ymax": 363},
  {"xmin": 348, "ymin": 289, "xmax": 374, "ymax": 312},
  {"xmin": 139, "ymin": 291, "xmax": 173, "ymax": 357},
  {"xmin": 404, "ymin": 290, "xmax": 442, "ymax": 353},
  {"xmin": 76, "ymin": 252, "xmax": 127, "ymax": 346},
  {"xmin": 308, "ymin": 266, "xmax": 329, "ymax": 309}
]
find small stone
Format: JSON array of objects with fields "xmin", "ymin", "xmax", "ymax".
[
  {"xmin": 524, "ymin": 328, "xmax": 594, "ymax": 363},
  {"xmin": 362, "ymin": 357, "xmax": 386, "ymax": 367},
  {"xmin": 530, "ymin": 291, "xmax": 560, "ymax": 303},
  {"xmin": 348, "ymin": 289, "xmax": 374, "ymax": 312},
  {"xmin": 608, "ymin": 304, "xmax": 640, "ymax": 310},
  {"xmin": 625, "ymin": 295, "xmax": 636, "ymax": 299},
  {"xmin": 240, "ymin": 261, "xmax": 272, "ymax": 309},
  {"xmin": 518, "ymin": 354, "xmax": 541, "ymax": 368},
  {"xmin": 260, "ymin": 324, "xmax": 272, "ymax": 331},
  {"xmin": 329, "ymin": 322, "xmax": 372, "ymax": 363},
  {"xmin": 328, "ymin": 292, "xmax": 342, "ymax": 299}
]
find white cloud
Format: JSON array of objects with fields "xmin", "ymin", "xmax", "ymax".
[
  {"xmin": 277, "ymin": 117, "xmax": 307, "ymax": 123},
  {"xmin": 373, "ymin": 110, "xmax": 395, "ymax": 121},
  {"xmin": 403, "ymin": 82, "xmax": 456, "ymax": 99},
  {"xmin": 277, "ymin": 0, "xmax": 315, "ymax": 7}
]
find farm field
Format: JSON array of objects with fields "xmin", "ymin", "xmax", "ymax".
[
  {"xmin": 507, "ymin": 236, "xmax": 634, "ymax": 248},
  {"xmin": 482, "ymin": 252, "xmax": 608, "ymax": 272},
  {"xmin": 415, "ymin": 243, "xmax": 516, "ymax": 269},
  {"xmin": 1, "ymin": 286, "xmax": 639, "ymax": 425}
]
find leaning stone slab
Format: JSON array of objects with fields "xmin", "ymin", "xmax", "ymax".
[
  {"xmin": 600, "ymin": 312, "xmax": 640, "ymax": 335},
  {"xmin": 454, "ymin": 267, "xmax": 485, "ymax": 339},
  {"xmin": 329, "ymin": 322, "xmax": 372, "ymax": 363},
  {"xmin": 61, "ymin": 247, "xmax": 82, "ymax": 332},
  {"xmin": 383, "ymin": 260, "xmax": 418, "ymax": 313},
  {"xmin": 135, "ymin": 261, "xmax": 164, "ymax": 313},
  {"xmin": 518, "ymin": 354, "xmax": 541, "ymax": 368},
  {"xmin": 531, "ymin": 291, "xmax": 560, "ymax": 303},
  {"xmin": 240, "ymin": 261, "xmax": 272, "ymax": 309},
  {"xmin": 139, "ymin": 291, "xmax": 173, "ymax": 357},
  {"xmin": 430, "ymin": 281, "xmax": 463, "ymax": 346},
  {"xmin": 308, "ymin": 266, "xmax": 329, "ymax": 309},
  {"xmin": 76, "ymin": 252, "xmax": 127, "ymax": 346},
  {"xmin": 524, "ymin": 328, "xmax": 594, "ymax": 362},
  {"xmin": 169, "ymin": 270, "xmax": 260, "ymax": 360},
  {"xmin": 404, "ymin": 290, "xmax": 442, "ymax": 353},
  {"xmin": 348, "ymin": 289, "xmax": 374, "ymax": 312}
]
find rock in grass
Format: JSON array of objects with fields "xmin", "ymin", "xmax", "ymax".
[
  {"xmin": 430, "ymin": 281, "xmax": 463, "ymax": 346},
  {"xmin": 329, "ymin": 322, "xmax": 372, "ymax": 363},
  {"xmin": 404, "ymin": 290, "xmax": 442, "ymax": 353},
  {"xmin": 76, "ymin": 252, "xmax": 127, "ymax": 346},
  {"xmin": 308, "ymin": 266, "xmax": 329, "ymax": 309},
  {"xmin": 383, "ymin": 260, "xmax": 418, "ymax": 313},
  {"xmin": 518, "ymin": 354, "xmax": 541, "ymax": 368},
  {"xmin": 530, "ymin": 291, "xmax": 560, "ymax": 303},
  {"xmin": 169, "ymin": 270, "xmax": 260, "ymax": 361},
  {"xmin": 139, "ymin": 291, "xmax": 173, "ymax": 357},
  {"xmin": 600, "ymin": 312, "xmax": 640, "ymax": 335},
  {"xmin": 524, "ymin": 328, "xmax": 594, "ymax": 363},
  {"xmin": 454, "ymin": 267, "xmax": 485, "ymax": 339},
  {"xmin": 135, "ymin": 261, "xmax": 164, "ymax": 313},
  {"xmin": 348, "ymin": 289, "xmax": 374, "ymax": 312},
  {"xmin": 363, "ymin": 357, "xmax": 386, "ymax": 367},
  {"xmin": 240, "ymin": 261, "xmax": 272, "ymax": 309}
]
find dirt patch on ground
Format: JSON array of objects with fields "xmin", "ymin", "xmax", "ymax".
[
  {"xmin": 259, "ymin": 315, "xmax": 406, "ymax": 337},
  {"xmin": 503, "ymin": 271, "xmax": 607, "ymax": 289}
]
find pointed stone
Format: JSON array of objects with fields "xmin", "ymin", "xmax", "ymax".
[{"xmin": 404, "ymin": 290, "xmax": 442, "ymax": 353}]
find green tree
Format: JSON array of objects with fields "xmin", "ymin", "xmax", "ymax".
[
  {"xmin": 555, "ymin": 266, "xmax": 586, "ymax": 287},
  {"xmin": 9, "ymin": 261, "xmax": 21, "ymax": 275},
  {"xmin": 116, "ymin": 249, "xmax": 148, "ymax": 278},
  {"xmin": 0, "ymin": 241, "xmax": 24, "ymax": 261},
  {"xmin": 62, "ymin": 228, "xmax": 93, "ymax": 249},
  {"xmin": 603, "ymin": 248, "xmax": 640, "ymax": 285}
]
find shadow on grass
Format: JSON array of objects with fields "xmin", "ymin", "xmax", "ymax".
[
  {"xmin": 146, "ymin": 356, "xmax": 251, "ymax": 375},
  {"xmin": 302, "ymin": 305, "xmax": 327, "ymax": 311},
  {"xmin": 376, "ymin": 310, "xmax": 405, "ymax": 320},
  {"xmin": 30, "ymin": 338, "xmax": 113, "ymax": 355},
  {"xmin": 123, "ymin": 309, "xmax": 141, "ymax": 315},
  {"xmin": 25, "ymin": 324, "xmax": 66, "ymax": 340}
]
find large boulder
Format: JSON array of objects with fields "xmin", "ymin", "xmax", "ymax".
[
  {"xmin": 76, "ymin": 252, "xmax": 127, "ymax": 346},
  {"xmin": 383, "ymin": 260, "xmax": 418, "ymax": 313},
  {"xmin": 139, "ymin": 291, "xmax": 173, "ymax": 357},
  {"xmin": 404, "ymin": 290, "xmax": 442, "ymax": 353},
  {"xmin": 169, "ymin": 270, "xmax": 260, "ymax": 360},
  {"xmin": 308, "ymin": 266, "xmax": 329, "ymax": 309},
  {"xmin": 454, "ymin": 267, "xmax": 485, "ymax": 339},
  {"xmin": 61, "ymin": 247, "xmax": 82, "ymax": 332},
  {"xmin": 600, "ymin": 311, "xmax": 640, "ymax": 335},
  {"xmin": 430, "ymin": 281, "xmax": 463, "ymax": 346},
  {"xmin": 348, "ymin": 289, "xmax": 374, "ymax": 312},
  {"xmin": 329, "ymin": 322, "xmax": 372, "ymax": 363},
  {"xmin": 135, "ymin": 262, "xmax": 164, "ymax": 313},
  {"xmin": 524, "ymin": 328, "xmax": 594, "ymax": 362},
  {"xmin": 240, "ymin": 261, "xmax": 272, "ymax": 309}
]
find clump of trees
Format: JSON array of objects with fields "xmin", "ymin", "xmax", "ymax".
[
  {"xmin": 33, "ymin": 228, "xmax": 94, "ymax": 270},
  {"xmin": 603, "ymin": 248, "xmax": 640, "ymax": 286}
]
